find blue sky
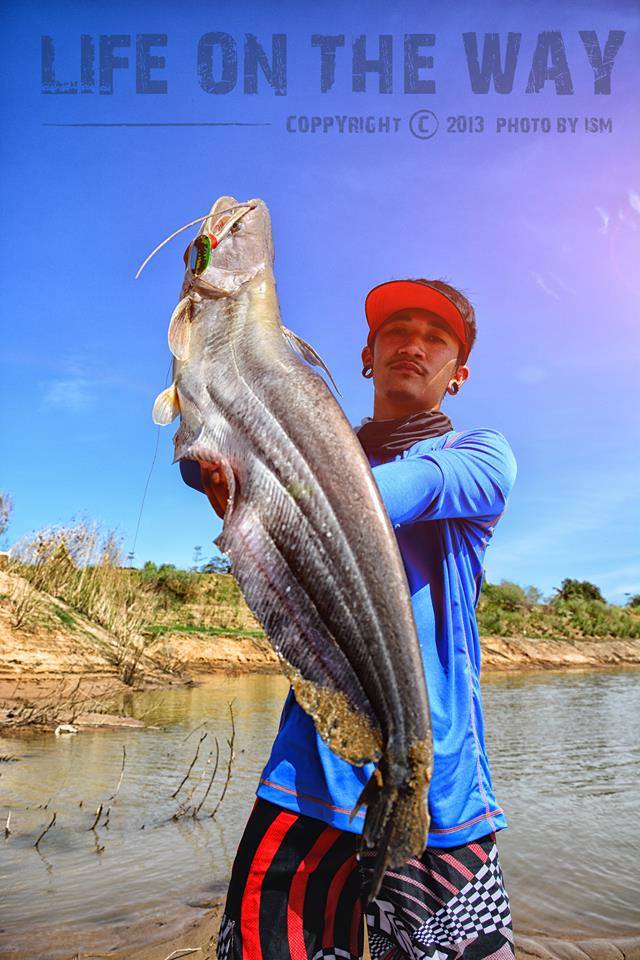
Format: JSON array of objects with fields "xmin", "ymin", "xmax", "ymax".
[{"xmin": 1, "ymin": 0, "xmax": 638, "ymax": 603}]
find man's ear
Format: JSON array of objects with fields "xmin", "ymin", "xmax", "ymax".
[{"xmin": 361, "ymin": 344, "xmax": 373, "ymax": 368}]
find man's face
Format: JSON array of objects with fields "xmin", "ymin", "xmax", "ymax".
[{"xmin": 361, "ymin": 307, "xmax": 468, "ymax": 416}]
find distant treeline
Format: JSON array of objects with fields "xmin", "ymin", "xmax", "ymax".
[
  {"xmin": 2, "ymin": 489, "xmax": 639, "ymax": 648},
  {"xmin": 139, "ymin": 559, "xmax": 640, "ymax": 642}
]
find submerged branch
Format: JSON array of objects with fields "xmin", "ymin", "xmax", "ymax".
[
  {"xmin": 34, "ymin": 812, "xmax": 56, "ymax": 848},
  {"xmin": 194, "ymin": 737, "xmax": 220, "ymax": 816},
  {"xmin": 108, "ymin": 744, "xmax": 127, "ymax": 802},
  {"xmin": 210, "ymin": 701, "xmax": 236, "ymax": 820}
]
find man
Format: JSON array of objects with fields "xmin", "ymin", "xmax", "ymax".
[{"xmin": 180, "ymin": 277, "xmax": 517, "ymax": 960}]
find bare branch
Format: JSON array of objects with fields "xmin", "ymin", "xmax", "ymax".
[
  {"xmin": 161, "ymin": 949, "xmax": 202, "ymax": 960},
  {"xmin": 34, "ymin": 812, "xmax": 56, "ymax": 848},
  {"xmin": 194, "ymin": 737, "xmax": 220, "ymax": 815},
  {"xmin": 108, "ymin": 744, "xmax": 127, "ymax": 802},
  {"xmin": 210, "ymin": 701, "xmax": 236, "ymax": 820},
  {"xmin": 89, "ymin": 803, "xmax": 103, "ymax": 831},
  {"xmin": 172, "ymin": 732, "xmax": 208, "ymax": 799}
]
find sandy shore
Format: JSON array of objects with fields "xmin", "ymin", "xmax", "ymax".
[{"xmin": 43, "ymin": 898, "xmax": 637, "ymax": 960}]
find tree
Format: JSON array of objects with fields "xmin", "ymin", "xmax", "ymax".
[
  {"xmin": 626, "ymin": 594, "xmax": 640, "ymax": 608},
  {"xmin": 485, "ymin": 580, "xmax": 528, "ymax": 611},
  {"xmin": 0, "ymin": 492, "xmax": 13, "ymax": 545},
  {"xmin": 192, "ymin": 545, "xmax": 203, "ymax": 571},
  {"xmin": 203, "ymin": 555, "xmax": 233, "ymax": 574},
  {"xmin": 553, "ymin": 578, "xmax": 604, "ymax": 603},
  {"xmin": 524, "ymin": 584, "xmax": 543, "ymax": 606}
]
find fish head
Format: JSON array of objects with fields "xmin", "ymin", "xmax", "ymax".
[{"xmin": 180, "ymin": 195, "xmax": 274, "ymax": 299}]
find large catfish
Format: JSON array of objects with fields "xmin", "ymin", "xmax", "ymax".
[{"xmin": 148, "ymin": 195, "xmax": 432, "ymax": 895}]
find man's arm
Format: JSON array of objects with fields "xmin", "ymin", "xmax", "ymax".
[{"xmin": 371, "ymin": 428, "xmax": 517, "ymax": 526}]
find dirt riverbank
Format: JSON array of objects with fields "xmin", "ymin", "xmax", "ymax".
[{"xmin": 2, "ymin": 566, "xmax": 639, "ymax": 726}]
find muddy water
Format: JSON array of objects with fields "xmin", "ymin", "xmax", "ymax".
[{"xmin": 1, "ymin": 668, "xmax": 638, "ymax": 957}]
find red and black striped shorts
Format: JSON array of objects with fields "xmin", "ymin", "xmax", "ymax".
[{"xmin": 216, "ymin": 798, "xmax": 515, "ymax": 960}]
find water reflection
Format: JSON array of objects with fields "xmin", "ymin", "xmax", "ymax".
[
  {"xmin": 482, "ymin": 668, "xmax": 640, "ymax": 937},
  {"xmin": 0, "ymin": 668, "xmax": 638, "ymax": 956}
]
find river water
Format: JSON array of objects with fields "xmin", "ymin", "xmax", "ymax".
[{"xmin": 1, "ymin": 668, "xmax": 639, "ymax": 956}]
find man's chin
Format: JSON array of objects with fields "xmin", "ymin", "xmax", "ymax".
[{"xmin": 386, "ymin": 385, "xmax": 424, "ymax": 402}]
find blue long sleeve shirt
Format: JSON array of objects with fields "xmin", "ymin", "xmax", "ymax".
[{"xmin": 180, "ymin": 426, "xmax": 518, "ymax": 847}]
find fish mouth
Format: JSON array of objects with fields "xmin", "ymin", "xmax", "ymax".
[{"xmin": 390, "ymin": 360, "xmax": 423, "ymax": 375}]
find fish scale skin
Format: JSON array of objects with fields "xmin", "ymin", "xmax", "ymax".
[
  {"xmin": 179, "ymin": 291, "xmax": 425, "ymax": 722},
  {"xmin": 217, "ymin": 501, "xmax": 382, "ymax": 763},
  {"xmin": 195, "ymin": 347, "xmax": 407, "ymax": 740},
  {"xmin": 232, "ymin": 285, "xmax": 422, "ymax": 730},
  {"xmin": 164, "ymin": 196, "xmax": 432, "ymax": 882},
  {"xmin": 187, "ymin": 380, "xmax": 385, "ymax": 733},
  {"xmin": 179, "ymin": 283, "xmax": 426, "ymax": 753},
  {"xmin": 177, "ymin": 293, "xmax": 407, "ymax": 722}
]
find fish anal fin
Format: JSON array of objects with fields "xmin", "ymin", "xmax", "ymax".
[
  {"xmin": 281, "ymin": 325, "xmax": 343, "ymax": 398},
  {"xmin": 283, "ymin": 663, "xmax": 382, "ymax": 766}
]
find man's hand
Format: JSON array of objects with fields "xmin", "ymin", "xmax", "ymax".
[{"xmin": 200, "ymin": 462, "xmax": 230, "ymax": 520}]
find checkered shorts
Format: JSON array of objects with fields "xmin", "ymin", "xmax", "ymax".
[{"xmin": 216, "ymin": 798, "xmax": 514, "ymax": 960}]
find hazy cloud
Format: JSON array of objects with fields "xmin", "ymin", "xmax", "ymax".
[
  {"xmin": 629, "ymin": 189, "xmax": 640, "ymax": 216},
  {"xmin": 595, "ymin": 206, "xmax": 610, "ymax": 235},
  {"xmin": 530, "ymin": 271, "xmax": 561, "ymax": 301},
  {"xmin": 42, "ymin": 376, "xmax": 96, "ymax": 411}
]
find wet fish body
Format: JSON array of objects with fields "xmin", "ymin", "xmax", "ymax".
[{"xmin": 151, "ymin": 196, "xmax": 433, "ymax": 895}]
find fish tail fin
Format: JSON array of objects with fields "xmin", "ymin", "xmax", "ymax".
[{"xmin": 353, "ymin": 753, "xmax": 431, "ymax": 902}]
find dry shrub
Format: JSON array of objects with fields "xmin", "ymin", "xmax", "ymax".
[
  {"xmin": 8, "ymin": 575, "xmax": 41, "ymax": 630},
  {"xmin": 8, "ymin": 521, "xmax": 155, "ymax": 685}
]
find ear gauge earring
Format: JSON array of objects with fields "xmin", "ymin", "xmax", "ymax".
[
  {"xmin": 447, "ymin": 381, "xmax": 460, "ymax": 395},
  {"xmin": 362, "ymin": 365, "xmax": 374, "ymax": 379}
]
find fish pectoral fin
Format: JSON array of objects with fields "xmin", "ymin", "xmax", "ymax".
[
  {"xmin": 168, "ymin": 296, "xmax": 192, "ymax": 361},
  {"xmin": 152, "ymin": 382, "xmax": 180, "ymax": 425},
  {"xmin": 281, "ymin": 325, "xmax": 343, "ymax": 398}
]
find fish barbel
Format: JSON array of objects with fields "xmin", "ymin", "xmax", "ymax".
[{"xmin": 149, "ymin": 195, "xmax": 433, "ymax": 896}]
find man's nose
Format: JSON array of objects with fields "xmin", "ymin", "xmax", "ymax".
[{"xmin": 397, "ymin": 335, "xmax": 426, "ymax": 355}]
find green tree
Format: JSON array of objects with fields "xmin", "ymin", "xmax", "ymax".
[
  {"xmin": 481, "ymin": 580, "xmax": 528, "ymax": 612},
  {"xmin": 553, "ymin": 579, "xmax": 604, "ymax": 603},
  {"xmin": 203, "ymin": 555, "xmax": 233, "ymax": 574},
  {"xmin": 626, "ymin": 594, "xmax": 640, "ymax": 608}
]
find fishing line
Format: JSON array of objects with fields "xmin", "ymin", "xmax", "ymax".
[
  {"xmin": 134, "ymin": 203, "xmax": 255, "ymax": 279},
  {"xmin": 128, "ymin": 357, "xmax": 173, "ymax": 564}
]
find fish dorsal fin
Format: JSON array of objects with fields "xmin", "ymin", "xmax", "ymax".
[{"xmin": 281, "ymin": 325, "xmax": 343, "ymax": 398}]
